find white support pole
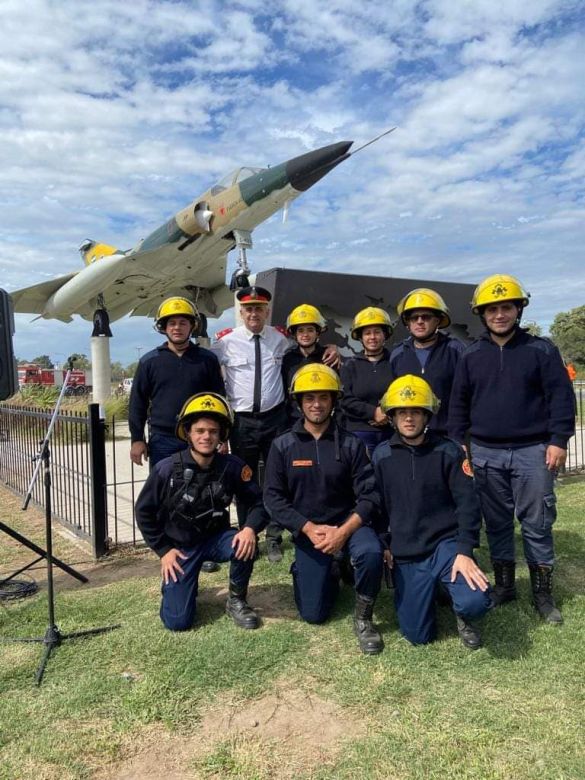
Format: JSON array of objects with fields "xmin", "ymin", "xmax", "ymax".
[{"xmin": 90, "ymin": 336, "xmax": 112, "ymax": 413}]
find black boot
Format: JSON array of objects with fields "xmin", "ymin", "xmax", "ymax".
[
  {"xmin": 491, "ymin": 560, "xmax": 516, "ymax": 606},
  {"xmin": 354, "ymin": 594, "xmax": 383, "ymax": 655},
  {"xmin": 528, "ymin": 564, "xmax": 562, "ymax": 624},
  {"xmin": 455, "ymin": 615, "xmax": 482, "ymax": 650},
  {"xmin": 225, "ymin": 582, "xmax": 260, "ymax": 629}
]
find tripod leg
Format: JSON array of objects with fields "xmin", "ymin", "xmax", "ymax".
[
  {"xmin": 61, "ymin": 624, "xmax": 121, "ymax": 640},
  {"xmin": 35, "ymin": 625, "xmax": 62, "ymax": 686}
]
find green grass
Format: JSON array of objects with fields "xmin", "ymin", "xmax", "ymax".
[{"xmin": 1, "ymin": 480, "xmax": 584, "ymax": 779}]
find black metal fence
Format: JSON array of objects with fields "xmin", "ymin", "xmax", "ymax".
[
  {"xmin": 104, "ymin": 419, "xmax": 147, "ymax": 548},
  {"xmin": 565, "ymin": 382, "xmax": 584, "ymax": 473},
  {"xmin": 0, "ymin": 403, "xmax": 146, "ymax": 557},
  {"xmin": 0, "ymin": 387, "xmax": 583, "ymax": 558}
]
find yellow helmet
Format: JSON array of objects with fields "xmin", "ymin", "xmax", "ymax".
[
  {"xmin": 351, "ymin": 307, "xmax": 393, "ymax": 340},
  {"xmin": 396, "ymin": 288, "xmax": 451, "ymax": 328},
  {"xmin": 176, "ymin": 392, "xmax": 234, "ymax": 441},
  {"xmin": 380, "ymin": 375, "xmax": 440, "ymax": 415},
  {"xmin": 286, "ymin": 304, "xmax": 327, "ymax": 335},
  {"xmin": 290, "ymin": 364, "xmax": 342, "ymax": 396},
  {"xmin": 471, "ymin": 274, "xmax": 530, "ymax": 314},
  {"xmin": 155, "ymin": 297, "xmax": 200, "ymax": 333}
]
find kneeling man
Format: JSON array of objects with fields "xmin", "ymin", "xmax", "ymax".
[
  {"xmin": 264, "ymin": 364, "xmax": 384, "ymax": 654},
  {"xmin": 136, "ymin": 393, "xmax": 264, "ymax": 631},
  {"xmin": 372, "ymin": 376, "xmax": 492, "ymax": 649}
]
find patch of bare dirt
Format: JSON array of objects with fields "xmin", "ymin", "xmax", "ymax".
[
  {"xmin": 201, "ymin": 682, "xmax": 361, "ymax": 747},
  {"xmin": 94, "ymin": 681, "xmax": 364, "ymax": 780},
  {"xmin": 245, "ymin": 582, "xmax": 298, "ymax": 621}
]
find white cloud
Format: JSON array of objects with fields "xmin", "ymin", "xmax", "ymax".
[{"xmin": 0, "ymin": 0, "xmax": 582, "ymax": 363}]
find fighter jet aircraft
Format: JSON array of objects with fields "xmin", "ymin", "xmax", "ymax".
[{"xmin": 11, "ymin": 131, "xmax": 394, "ymax": 325}]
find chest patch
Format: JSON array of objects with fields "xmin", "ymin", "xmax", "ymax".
[
  {"xmin": 462, "ymin": 458, "xmax": 474, "ymax": 477},
  {"xmin": 292, "ymin": 459, "xmax": 314, "ymax": 467}
]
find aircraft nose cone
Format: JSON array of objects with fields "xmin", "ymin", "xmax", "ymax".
[{"xmin": 286, "ymin": 141, "xmax": 353, "ymax": 192}]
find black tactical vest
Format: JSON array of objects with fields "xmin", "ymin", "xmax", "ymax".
[{"xmin": 164, "ymin": 451, "xmax": 232, "ymax": 539}]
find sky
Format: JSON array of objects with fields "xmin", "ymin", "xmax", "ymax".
[{"xmin": 1, "ymin": 0, "xmax": 584, "ymax": 366}]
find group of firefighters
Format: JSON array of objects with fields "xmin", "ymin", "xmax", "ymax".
[{"xmin": 132, "ymin": 273, "xmax": 576, "ymax": 654}]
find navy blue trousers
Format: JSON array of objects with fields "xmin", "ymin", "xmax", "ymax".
[
  {"xmin": 291, "ymin": 525, "xmax": 383, "ymax": 624},
  {"xmin": 148, "ymin": 433, "xmax": 187, "ymax": 468},
  {"xmin": 230, "ymin": 406, "xmax": 287, "ymax": 542},
  {"xmin": 160, "ymin": 529, "xmax": 254, "ymax": 631},
  {"xmin": 352, "ymin": 428, "xmax": 392, "ymax": 458},
  {"xmin": 471, "ymin": 442, "xmax": 557, "ymax": 565},
  {"xmin": 394, "ymin": 538, "xmax": 492, "ymax": 645}
]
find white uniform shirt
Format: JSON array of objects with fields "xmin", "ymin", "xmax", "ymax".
[{"xmin": 211, "ymin": 325, "xmax": 291, "ymax": 413}]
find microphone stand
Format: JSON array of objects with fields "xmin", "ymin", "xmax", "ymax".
[{"xmin": 0, "ymin": 368, "xmax": 120, "ymax": 685}]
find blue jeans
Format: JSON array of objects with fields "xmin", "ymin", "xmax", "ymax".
[
  {"xmin": 160, "ymin": 529, "xmax": 254, "ymax": 631},
  {"xmin": 352, "ymin": 429, "xmax": 392, "ymax": 458},
  {"xmin": 148, "ymin": 433, "xmax": 187, "ymax": 468},
  {"xmin": 394, "ymin": 538, "xmax": 492, "ymax": 645},
  {"xmin": 470, "ymin": 442, "xmax": 557, "ymax": 566},
  {"xmin": 291, "ymin": 526, "xmax": 383, "ymax": 624}
]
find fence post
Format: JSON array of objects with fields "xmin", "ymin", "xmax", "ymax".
[{"xmin": 88, "ymin": 403, "xmax": 108, "ymax": 558}]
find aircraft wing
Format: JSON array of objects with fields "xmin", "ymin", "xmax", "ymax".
[
  {"xmin": 11, "ymin": 272, "xmax": 79, "ymax": 321},
  {"xmin": 12, "ymin": 238, "xmax": 234, "ymax": 323},
  {"xmin": 91, "ymin": 239, "xmax": 233, "ymax": 321}
]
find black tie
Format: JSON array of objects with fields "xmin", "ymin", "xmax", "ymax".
[{"xmin": 253, "ymin": 334, "xmax": 262, "ymax": 413}]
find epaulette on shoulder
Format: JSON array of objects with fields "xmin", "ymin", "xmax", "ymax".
[
  {"xmin": 215, "ymin": 327, "xmax": 233, "ymax": 340},
  {"xmin": 274, "ymin": 324, "xmax": 288, "ymax": 337}
]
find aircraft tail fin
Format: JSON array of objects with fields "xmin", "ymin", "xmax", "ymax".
[{"xmin": 79, "ymin": 240, "xmax": 122, "ymax": 266}]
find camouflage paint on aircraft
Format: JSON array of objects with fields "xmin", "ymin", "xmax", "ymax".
[{"xmin": 12, "ymin": 141, "xmax": 354, "ymax": 325}]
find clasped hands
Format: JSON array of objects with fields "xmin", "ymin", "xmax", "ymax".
[{"xmin": 302, "ymin": 520, "xmax": 349, "ymax": 555}]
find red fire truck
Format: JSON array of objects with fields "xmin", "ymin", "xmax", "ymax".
[{"xmin": 17, "ymin": 364, "xmax": 92, "ymax": 395}]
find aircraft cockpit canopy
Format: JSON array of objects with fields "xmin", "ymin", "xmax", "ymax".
[{"xmin": 210, "ymin": 166, "xmax": 264, "ymax": 196}]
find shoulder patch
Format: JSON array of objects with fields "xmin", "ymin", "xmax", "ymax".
[
  {"xmin": 241, "ymin": 464, "xmax": 253, "ymax": 482},
  {"xmin": 274, "ymin": 324, "xmax": 288, "ymax": 337},
  {"xmin": 215, "ymin": 327, "xmax": 233, "ymax": 340},
  {"xmin": 462, "ymin": 458, "xmax": 474, "ymax": 477}
]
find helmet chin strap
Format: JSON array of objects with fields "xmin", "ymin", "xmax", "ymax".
[
  {"xmin": 172, "ymin": 335, "xmax": 191, "ymax": 348},
  {"xmin": 391, "ymin": 413, "xmax": 430, "ymax": 442},
  {"xmin": 413, "ymin": 329, "xmax": 438, "ymax": 345},
  {"xmin": 485, "ymin": 323, "xmax": 516, "ymax": 338}
]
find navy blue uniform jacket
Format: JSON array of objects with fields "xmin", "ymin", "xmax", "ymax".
[
  {"xmin": 388, "ymin": 332, "xmax": 464, "ymax": 433},
  {"xmin": 339, "ymin": 350, "xmax": 394, "ymax": 432},
  {"xmin": 448, "ymin": 329, "xmax": 575, "ymax": 449},
  {"xmin": 129, "ymin": 342, "xmax": 225, "ymax": 442},
  {"xmin": 281, "ymin": 344, "xmax": 327, "ymax": 423},
  {"xmin": 372, "ymin": 432, "xmax": 481, "ymax": 560},
  {"xmin": 136, "ymin": 451, "xmax": 264, "ymax": 557},
  {"xmin": 263, "ymin": 419, "xmax": 379, "ymax": 534}
]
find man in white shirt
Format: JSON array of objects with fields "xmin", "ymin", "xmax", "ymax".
[
  {"xmin": 212, "ymin": 286, "xmax": 338, "ymax": 562},
  {"xmin": 211, "ymin": 286, "xmax": 289, "ymax": 561}
]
